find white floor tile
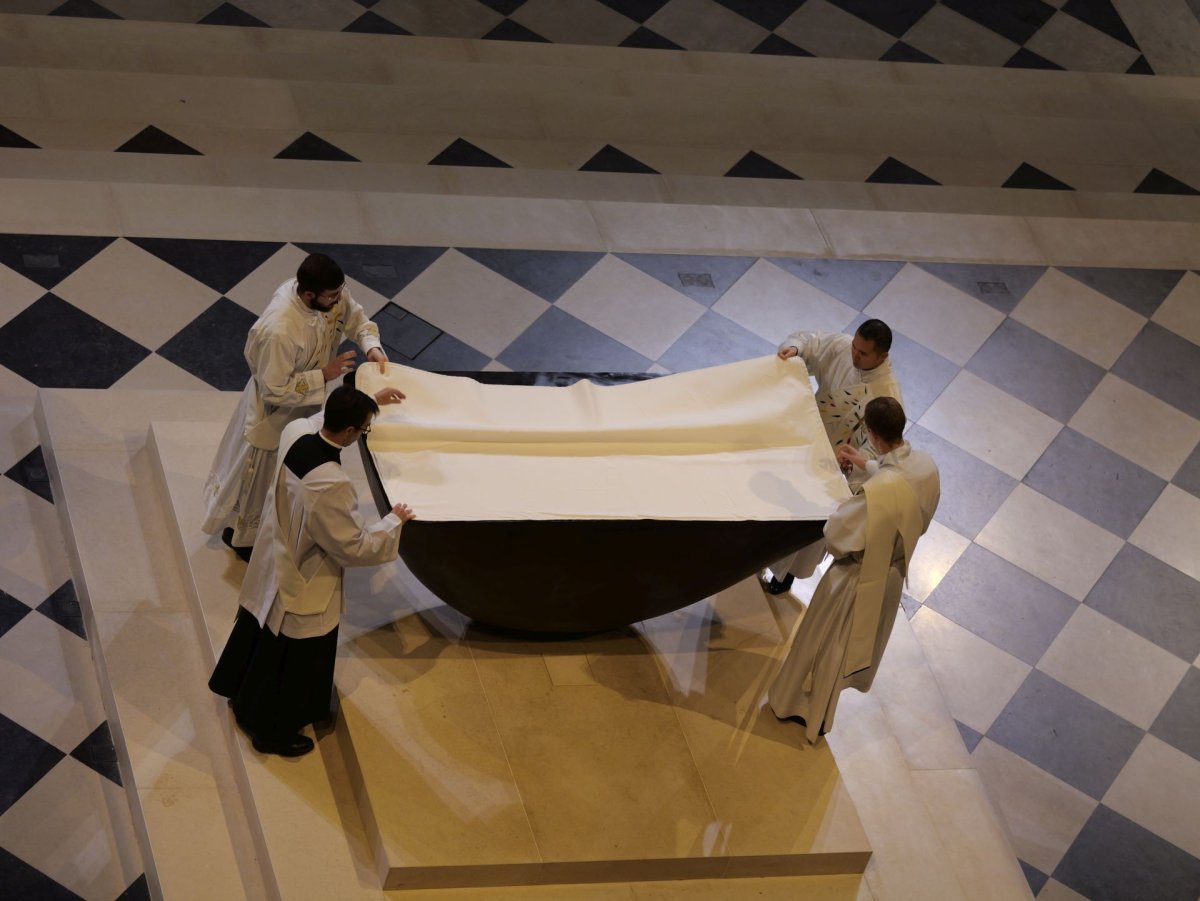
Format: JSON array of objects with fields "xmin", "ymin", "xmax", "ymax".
[
  {"xmin": 1011, "ymin": 268, "xmax": 1146, "ymax": 369},
  {"xmin": 112, "ymin": 354, "xmax": 219, "ymax": 392},
  {"xmin": 1038, "ymin": 605, "xmax": 1189, "ymax": 729},
  {"xmin": 556, "ymin": 255, "xmax": 705, "ymax": 360},
  {"xmin": 911, "ymin": 606, "xmax": 1031, "ymax": 735},
  {"xmin": 224, "ymin": 244, "xmax": 307, "ymax": 317},
  {"xmin": 906, "ymin": 520, "xmax": 970, "ymax": 603},
  {"xmin": 0, "ymin": 478, "xmax": 73, "ymax": 607},
  {"xmin": 864, "ymin": 264, "xmax": 1004, "ymax": 366},
  {"xmin": 918, "ymin": 370, "xmax": 1062, "ymax": 480},
  {"xmin": 712, "ymin": 259, "xmax": 857, "ymax": 344},
  {"xmin": 976, "ymin": 484, "xmax": 1123, "ymax": 601},
  {"xmin": 0, "ymin": 259, "xmax": 44, "ymax": 329},
  {"xmin": 1152, "ymin": 270, "xmax": 1200, "ymax": 348},
  {"xmin": 1069, "ymin": 374, "xmax": 1200, "ymax": 480},
  {"xmin": 1103, "ymin": 734, "xmax": 1200, "ymax": 860},
  {"xmin": 1130, "ymin": 484, "xmax": 1200, "ymax": 581}
]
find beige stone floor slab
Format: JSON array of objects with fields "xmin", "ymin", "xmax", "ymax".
[
  {"xmin": 591, "ymin": 203, "xmax": 829, "ymax": 257},
  {"xmin": 712, "ymin": 259, "xmax": 857, "ymax": 345},
  {"xmin": 0, "ymin": 476, "xmax": 73, "ymax": 607},
  {"xmin": 1129, "ymin": 484, "xmax": 1200, "ymax": 581},
  {"xmin": 1103, "ymin": 734, "xmax": 1200, "ymax": 860},
  {"xmin": 815, "ymin": 210, "xmax": 1043, "ymax": 265},
  {"xmin": 1152, "ymin": 270, "xmax": 1200, "ymax": 348}
]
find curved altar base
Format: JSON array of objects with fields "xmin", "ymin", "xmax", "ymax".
[{"xmin": 397, "ymin": 518, "xmax": 825, "ymax": 633}]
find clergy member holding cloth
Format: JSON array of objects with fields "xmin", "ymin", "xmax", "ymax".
[
  {"xmin": 202, "ymin": 252, "xmax": 397, "ymax": 560},
  {"xmin": 209, "ymin": 386, "xmax": 415, "ymax": 758},
  {"xmin": 768, "ymin": 396, "xmax": 939, "ymax": 744}
]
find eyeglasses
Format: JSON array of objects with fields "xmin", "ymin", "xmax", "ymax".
[{"xmin": 359, "ymin": 423, "xmax": 372, "ymax": 434}]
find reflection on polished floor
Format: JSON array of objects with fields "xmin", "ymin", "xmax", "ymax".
[{"xmin": 2, "ymin": 3, "xmax": 1200, "ymax": 900}]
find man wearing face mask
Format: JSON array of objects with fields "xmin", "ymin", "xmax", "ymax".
[
  {"xmin": 202, "ymin": 252, "xmax": 403, "ymax": 560},
  {"xmin": 764, "ymin": 319, "xmax": 903, "ymax": 594},
  {"xmin": 768, "ymin": 397, "xmax": 939, "ymax": 744}
]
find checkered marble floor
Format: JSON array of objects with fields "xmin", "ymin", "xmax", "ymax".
[
  {"xmin": 9, "ymin": 0, "xmax": 1169, "ymax": 75},
  {"xmin": 1, "ymin": 234, "xmax": 1200, "ymax": 900}
]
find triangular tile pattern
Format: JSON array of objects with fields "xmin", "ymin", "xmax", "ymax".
[
  {"xmin": 428, "ymin": 138, "xmax": 511, "ymax": 168},
  {"xmin": 580, "ymin": 144, "xmax": 659, "ymax": 174},
  {"xmin": 616, "ymin": 253, "xmax": 757, "ymax": 306},
  {"xmin": 484, "ymin": 18, "xmax": 550, "ymax": 42},
  {"xmin": 1126, "ymin": 55, "xmax": 1154, "ymax": 75},
  {"xmin": 296, "ymin": 242, "xmax": 448, "ymax": 297},
  {"xmin": 478, "ymin": 0, "xmax": 528, "ymax": 14},
  {"xmin": 1135, "ymin": 168, "xmax": 1200, "ymax": 196},
  {"xmin": 49, "ymin": 0, "xmax": 121, "ymax": 19},
  {"xmin": 1004, "ymin": 46, "xmax": 1064, "ymax": 70},
  {"xmin": 865, "ymin": 156, "xmax": 940, "ymax": 186},
  {"xmin": 0, "ymin": 589, "xmax": 30, "ymax": 641},
  {"xmin": 915, "ymin": 262, "xmax": 1047, "ymax": 314},
  {"xmin": 714, "ymin": 0, "xmax": 803, "ymax": 32},
  {"xmin": 459, "ymin": 248, "xmax": 604, "ymax": 302},
  {"xmin": 724, "ymin": 151, "xmax": 801, "ymax": 179},
  {"xmin": 619, "ymin": 26, "xmax": 684, "ymax": 50},
  {"xmin": 129, "ymin": 237, "xmax": 284, "ymax": 294},
  {"xmin": 0, "ymin": 293, "xmax": 150, "ymax": 388},
  {"xmin": 344, "ymin": 11, "xmax": 410, "ymax": 35},
  {"xmin": 880, "ymin": 41, "xmax": 941, "ymax": 64},
  {"xmin": 4, "ymin": 445, "xmax": 53, "ymax": 505},
  {"xmin": 0, "ymin": 713, "xmax": 65, "ymax": 816},
  {"xmin": 955, "ymin": 719, "xmax": 983, "ymax": 753},
  {"xmin": 0, "ymin": 124, "xmax": 39, "ymax": 149},
  {"xmin": 70, "ymin": 722, "xmax": 122, "ymax": 786},
  {"xmin": 1003, "ymin": 162, "xmax": 1074, "ymax": 191},
  {"xmin": 751, "ymin": 33, "xmax": 813, "ymax": 56},
  {"xmin": 941, "ymin": 0, "xmax": 1056, "ymax": 44},
  {"xmin": 36, "ymin": 581, "xmax": 86, "ymax": 640},
  {"xmin": 199, "ymin": 2, "xmax": 269, "ymax": 27},
  {"xmin": 768, "ymin": 257, "xmax": 906, "ymax": 310},
  {"xmin": 827, "ymin": 0, "xmax": 936, "ymax": 37},
  {"xmin": 275, "ymin": 132, "xmax": 358, "ymax": 162},
  {"xmin": 1058, "ymin": 267, "xmax": 1186, "ymax": 317},
  {"xmin": 117, "ymin": 873, "xmax": 151, "ymax": 901},
  {"xmin": 1062, "ymin": 0, "xmax": 1139, "ymax": 49},
  {"xmin": 115, "ymin": 125, "xmax": 202, "ymax": 156},
  {"xmin": 1019, "ymin": 860, "xmax": 1050, "ymax": 896},
  {"xmin": 724, "ymin": 151, "xmax": 801, "ymax": 180},
  {"xmin": 598, "ymin": 0, "xmax": 670, "ymax": 24},
  {"xmin": 156, "ymin": 297, "xmax": 257, "ymax": 391},
  {"xmin": 0, "ymin": 235, "xmax": 115, "ymax": 290}
]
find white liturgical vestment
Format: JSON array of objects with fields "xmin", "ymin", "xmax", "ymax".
[
  {"xmin": 768, "ymin": 442, "xmax": 939, "ymax": 743},
  {"xmin": 202, "ymin": 278, "xmax": 382, "ymax": 546},
  {"xmin": 240, "ymin": 417, "xmax": 404, "ymax": 640}
]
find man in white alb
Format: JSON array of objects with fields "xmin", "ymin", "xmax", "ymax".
[
  {"xmin": 201, "ymin": 252, "xmax": 403, "ymax": 560},
  {"xmin": 768, "ymin": 397, "xmax": 939, "ymax": 744},
  {"xmin": 765, "ymin": 319, "xmax": 903, "ymax": 594}
]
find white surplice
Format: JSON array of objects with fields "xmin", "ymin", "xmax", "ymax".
[
  {"xmin": 768, "ymin": 442, "xmax": 939, "ymax": 743},
  {"xmin": 201, "ymin": 278, "xmax": 382, "ymax": 546},
  {"xmin": 240, "ymin": 416, "xmax": 404, "ymax": 640}
]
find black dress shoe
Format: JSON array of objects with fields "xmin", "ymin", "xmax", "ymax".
[
  {"xmin": 252, "ymin": 733, "xmax": 315, "ymax": 758},
  {"xmin": 761, "ymin": 573, "xmax": 795, "ymax": 595},
  {"xmin": 221, "ymin": 528, "xmax": 254, "ymax": 563}
]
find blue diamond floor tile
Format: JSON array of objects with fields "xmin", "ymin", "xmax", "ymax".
[
  {"xmin": 926, "ymin": 544, "xmax": 1077, "ymax": 666},
  {"xmin": 656, "ymin": 310, "xmax": 775, "ymax": 373},
  {"xmin": 117, "ymin": 873, "xmax": 150, "ymax": 901},
  {"xmin": 1149, "ymin": 666, "xmax": 1200, "ymax": 759},
  {"xmin": 941, "ymin": 0, "xmax": 1056, "ymax": 45},
  {"xmin": 1086, "ymin": 544, "xmax": 1200, "ymax": 663},
  {"xmin": 0, "ymin": 234, "xmax": 115, "ymax": 290},
  {"xmin": 1019, "ymin": 859, "xmax": 1049, "ymax": 896},
  {"xmin": 3, "ymin": 445, "xmax": 53, "ymax": 504},
  {"xmin": 0, "ymin": 294, "xmax": 149, "ymax": 388},
  {"xmin": 373, "ymin": 303, "xmax": 441, "ymax": 360},
  {"xmin": 956, "ymin": 720, "xmax": 984, "ymax": 753},
  {"xmin": 497, "ymin": 306, "xmax": 651, "ymax": 372},
  {"xmin": 827, "ymin": 0, "xmax": 936, "ymax": 37},
  {"xmin": 0, "ymin": 847, "xmax": 82, "ymax": 901},
  {"xmin": 0, "ymin": 589, "xmax": 30, "ymax": 641},
  {"xmin": 156, "ymin": 297, "xmax": 256, "ymax": 391},
  {"xmin": 0, "ymin": 713, "xmax": 65, "ymax": 816},
  {"xmin": 914, "ymin": 262, "xmax": 1047, "ymax": 314},
  {"xmin": 1058, "ymin": 266, "xmax": 1185, "ymax": 318},
  {"xmin": 966, "ymin": 318, "xmax": 1104, "ymax": 422},
  {"xmin": 906, "ymin": 424, "xmax": 1017, "ymax": 539},
  {"xmin": 129, "ymin": 237, "xmax": 284, "ymax": 295},
  {"xmin": 988, "ymin": 670, "xmax": 1144, "ymax": 799},
  {"xmin": 296, "ymin": 243, "xmax": 447, "ymax": 299},
  {"xmin": 765, "ymin": 258, "xmax": 905, "ymax": 310},
  {"xmin": 884, "ymin": 331, "xmax": 959, "ymax": 421},
  {"xmin": 1024, "ymin": 428, "xmax": 1165, "ymax": 538},
  {"xmin": 615, "ymin": 253, "xmax": 756, "ymax": 307},
  {"xmin": 1112, "ymin": 322, "xmax": 1200, "ymax": 419},
  {"xmin": 458, "ymin": 248, "xmax": 604, "ymax": 303},
  {"xmin": 409, "ymin": 332, "xmax": 490, "ymax": 372},
  {"xmin": 1053, "ymin": 804, "xmax": 1200, "ymax": 901},
  {"xmin": 1173, "ymin": 439, "xmax": 1200, "ymax": 496}
]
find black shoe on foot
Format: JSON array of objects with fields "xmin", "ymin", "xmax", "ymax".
[
  {"xmin": 221, "ymin": 528, "xmax": 253, "ymax": 562},
  {"xmin": 252, "ymin": 733, "xmax": 314, "ymax": 758},
  {"xmin": 761, "ymin": 573, "xmax": 794, "ymax": 595}
]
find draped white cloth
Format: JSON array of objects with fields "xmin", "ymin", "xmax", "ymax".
[{"xmin": 355, "ymin": 357, "xmax": 851, "ymax": 522}]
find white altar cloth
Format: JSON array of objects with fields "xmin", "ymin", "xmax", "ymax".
[{"xmin": 355, "ymin": 357, "xmax": 850, "ymax": 522}]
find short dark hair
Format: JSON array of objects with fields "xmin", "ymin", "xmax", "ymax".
[
  {"xmin": 864, "ymin": 396, "xmax": 905, "ymax": 444},
  {"xmin": 324, "ymin": 385, "xmax": 378, "ymax": 433},
  {"xmin": 856, "ymin": 319, "xmax": 892, "ymax": 354},
  {"xmin": 296, "ymin": 253, "xmax": 344, "ymax": 296}
]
